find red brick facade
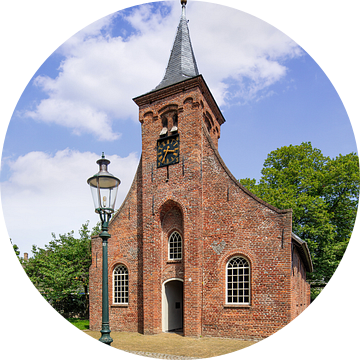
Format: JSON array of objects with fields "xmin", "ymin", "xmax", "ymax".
[{"xmin": 89, "ymin": 74, "xmax": 312, "ymax": 340}]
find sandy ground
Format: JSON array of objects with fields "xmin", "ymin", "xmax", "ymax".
[{"xmin": 84, "ymin": 330, "xmax": 256, "ymax": 358}]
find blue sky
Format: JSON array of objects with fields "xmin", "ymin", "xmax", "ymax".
[{"xmin": 1, "ymin": 1, "xmax": 357, "ymax": 257}]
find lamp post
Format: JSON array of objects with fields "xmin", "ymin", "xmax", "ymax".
[{"xmin": 87, "ymin": 153, "xmax": 121, "ymax": 346}]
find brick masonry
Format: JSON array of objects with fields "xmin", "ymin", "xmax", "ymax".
[{"xmin": 89, "ymin": 75, "xmax": 311, "ymax": 340}]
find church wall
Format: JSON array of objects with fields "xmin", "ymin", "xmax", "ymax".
[
  {"xmin": 200, "ymin": 125, "xmax": 293, "ymax": 339},
  {"xmin": 290, "ymin": 246, "xmax": 311, "ymax": 320}
]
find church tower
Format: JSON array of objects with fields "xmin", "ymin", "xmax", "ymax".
[
  {"xmin": 132, "ymin": 0, "xmax": 225, "ymax": 336},
  {"xmin": 89, "ymin": 0, "xmax": 312, "ymax": 340}
]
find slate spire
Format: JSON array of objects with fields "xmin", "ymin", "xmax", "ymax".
[{"xmin": 154, "ymin": 0, "xmax": 199, "ymax": 91}]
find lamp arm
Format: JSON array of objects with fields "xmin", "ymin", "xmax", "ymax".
[
  {"xmin": 99, "ymin": 210, "xmax": 105, "ymax": 225},
  {"xmin": 98, "ymin": 210, "xmax": 112, "ymax": 234}
]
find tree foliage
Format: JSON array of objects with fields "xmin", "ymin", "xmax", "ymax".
[
  {"xmin": 240, "ymin": 142, "xmax": 359, "ymax": 283},
  {"xmin": 23, "ymin": 221, "xmax": 100, "ymax": 317},
  {"xmin": 11, "ymin": 239, "xmax": 20, "ymax": 258}
]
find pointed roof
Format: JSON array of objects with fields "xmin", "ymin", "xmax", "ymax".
[{"xmin": 154, "ymin": 0, "xmax": 199, "ymax": 91}]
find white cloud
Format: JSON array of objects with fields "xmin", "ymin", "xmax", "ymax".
[
  {"xmin": 23, "ymin": 2, "xmax": 302, "ymax": 139},
  {"xmin": 189, "ymin": 2, "xmax": 303, "ymax": 105},
  {"xmin": 1, "ymin": 149, "xmax": 139, "ymax": 254},
  {"xmin": 26, "ymin": 98, "xmax": 118, "ymax": 140}
]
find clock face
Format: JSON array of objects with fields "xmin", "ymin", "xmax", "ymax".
[{"xmin": 157, "ymin": 134, "xmax": 180, "ymax": 168}]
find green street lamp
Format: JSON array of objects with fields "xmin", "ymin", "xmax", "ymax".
[{"xmin": 87, "ymin": 153, "xmax": 121, "ymax": 346}]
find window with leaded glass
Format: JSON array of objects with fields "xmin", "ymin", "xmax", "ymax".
[
  {"xmin": 113, "ymin": 264, "xmax": 129, "ymax": 304},
  {"xmin": 226, "ymin": 256, "xmax": 250, "ymax": 304},
  {"xmin": 168, "ymin": 231, "xmax": 182, "ymax": 260}
]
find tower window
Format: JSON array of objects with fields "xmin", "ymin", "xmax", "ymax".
[{"xmin": 168, "ymin": 231, "xmax": 182, "ymax": 260}]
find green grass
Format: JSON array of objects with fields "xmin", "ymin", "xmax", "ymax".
[{"xmin": 67, "ymin": 318, "xmax": 89, "ymax": 330}]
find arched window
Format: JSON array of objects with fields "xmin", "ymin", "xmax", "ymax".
[
  {"xmin": 226, "ymin": 256, "xmax": 250, "ymax": 304},
  {"xmin": 168, "ymin": 231, "xmax": 182, "ymax": 260},
  {"xmin": 113, "ymin": 264, "xmax": 129, "ymax": 304}
]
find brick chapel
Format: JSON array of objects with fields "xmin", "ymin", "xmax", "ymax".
[{"xmin": 89, "ymin": 0, "xmax": 313, "ymax": 340}]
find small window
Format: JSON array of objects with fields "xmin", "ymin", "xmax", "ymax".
[
  {"xmin": 168, "ymin": 231, "xmax": 182, "ymax": 260},
  {"xmin": 226, "ymin": 256, "xmax": 250, "ymax": 304},
  {"xmin": 113, "ymin": 264, "xmax": 129, "ymax": 304}
]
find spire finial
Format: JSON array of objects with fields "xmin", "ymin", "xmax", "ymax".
[{"xmin": 181, "ymin": 0, "xmax": 187, "ymax": 18}]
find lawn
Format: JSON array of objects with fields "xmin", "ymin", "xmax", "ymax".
[{"xmin": 67, "ymin": 318, "xmax": 89, "ymax": 330}]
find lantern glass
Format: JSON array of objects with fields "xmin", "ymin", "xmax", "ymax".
[{"xmin": 87, "ymin": 154, "xmax": 120, "ymax": 214}]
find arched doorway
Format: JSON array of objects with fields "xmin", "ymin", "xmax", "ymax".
[{"xmin": 162, "ymin": 279, "xmax": 183, "ymax": 332}]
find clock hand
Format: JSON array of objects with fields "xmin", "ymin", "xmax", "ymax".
[{"xmin": 162, "ymin": 146, "xmax": 170, "ymax": 163}]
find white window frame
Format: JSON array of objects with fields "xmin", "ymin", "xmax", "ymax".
[
  {"xmin": 113, "ymin": 264, "xmax": 129, "ymax": 305},
  {"xmin": 168, "ymin": 231, "xmax": 182, "ymax": 260},
  {"xmin": 226, "ymin": 256, "xmax": 250, "ymax": 305}
]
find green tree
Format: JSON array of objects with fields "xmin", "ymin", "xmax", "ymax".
[
  {"xmin": 24, "ymin": 221, "xmax": 99, "ymax": 317},
  {"xmin": 11, "ymin": 239, "xmax": 20, "ymax": 258},
  {"xmin": 240, "ymin": 142, "xmax": 359, "ymax": 284}
]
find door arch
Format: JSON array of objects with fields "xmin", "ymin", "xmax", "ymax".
[{"xmin": 162, "ymin": 279, "xmax": 183, "ymax": 332}]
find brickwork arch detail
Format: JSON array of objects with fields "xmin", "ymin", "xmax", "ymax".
[
  {"xmin": 219, "ymin": 249, "xmax": 255, "ymax": 271},
  {"xmin": 109, "ymin": 259, "xmax": 132, "ymax": 274},
  {"xmin": 158, "ymin": 198, "xmax": 186, "ymax": 223}
]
